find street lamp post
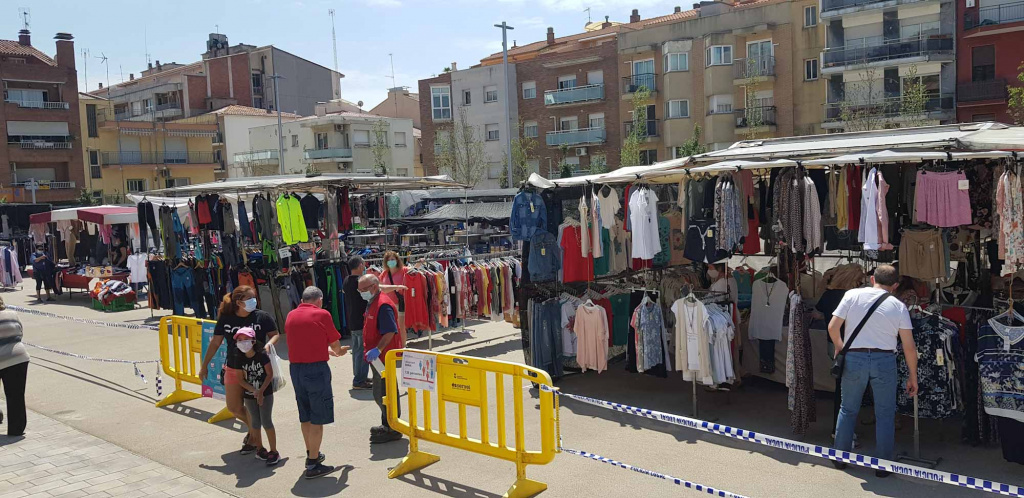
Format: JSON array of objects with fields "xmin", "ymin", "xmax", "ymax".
[
  {"xmin": 268, "ymin": 73, "xmax": 285, "ymax": 175},
  {"xmin": 494, "ymin": 21, "xmax": 514, "ymax": 187}
]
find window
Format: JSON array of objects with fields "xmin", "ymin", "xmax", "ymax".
[
  {"xmin": 667, "ymin": 99, "xmax": 690, "ymax": 118},
  {"xmin": 484, "ymin": 85, "xmax": 498, "ymax": 103},
  {"xmin": 434, "ymin": 131, "xmax": 449, "ymax": 154},
  {"xmin": 431, "ymin": 86, "xmax": 451, "ymax": 120},
  {"xmin": 165, "ymin": 178, "xmax": 190, "ymax": 188},
  {"xmin": 89, "ymin": 150, "xmax": 101, "ymax": 179},
  {"xmin": 315, "ymin": 132, "xmax": 329, "ymax": 149},
  {"xmin": 463, "ymin": 90, "xmax": 472, "ymax": 105},
  {"xmin": 396, "ymin": 168, "xmax": 409, "ymax": 176},
  {"xmin": 804, "ymin": 5, "xmax": 817, "ymax": 27},
  {"xmin": 587, "ymin": 70, "xmax": 604, "ymax": 85},
  {"xmin": 395, "ymin": 131, "xmax": 407, "ymax": 147},
  {"xmin": 487, "ymin": 162, "xmax": 502, "ymax": 179},
  {"xmin": 639, "ymin": 149, "xmax": 658, "ymax": 166},
  {"xmin": 9, "ymin": 57, "xmax": 25, "ymax": 64},
  {"xmin": 664, "ymin": 53, "xmax": 689, "ymax": 72},
  {"xmin": 972, "ymin": 45, "xmax": 996, "ymax": 82},
  {"xmin": 353, "ymin": 130, "xmax": 371, "ymax": 146},
  {"xmin": 706, "ymin": 45, "xmax": 733, "ymax": 66},
  {"xmin": 485, "ymin": 124, "xmax": 499, "ymax": 141},
  {"xmin": 709, "ymin": 94, "xmax": 734, "ymax": 114},
  {"xmin": 902, "ymin": 74, "xmax": 940, "ymax": 97},
  {"xmin": 588, "ymin": 113, "xmax": 605, "ymax": 129},
  {"xmin": 126, "ymin": 179, "xmax": 146, "ymax": 192},
  {"xmin": 559, "ymin": 116, "xmax": 578, "ymax": 131},
  {"xmin": 92, "ymin": 190, "xmax": 103, "ymax": 200},
  {"xmin": 900, "ymin": 20, "xmax": 940, "ymax": 40},
  {"xmin": 86, "ymin": 104, "xmax": 98, "ymax": 138},
  {"xmin": 804, "ymin": 59, "xmax": 819, "ymax": 81},
  {"xmin": 557, "ymin": 75, "xmax": 577, "ymax": 89},
  {"xmin": 522, "ymin": 81, "xmax": 536, "ymax": 99},
  {"xmin": 252, "ymin": 73, "xmax": 263, "ymax": 90},
  {"xmin": 291, "ymin": 134, "xmax": 299, "ymax": 147},
  {"xmin": 142, "ymin": 98, "xmax": 154, "ymax": 113},
  {"xmin": 523, "ymin": 121, "xmax": 538, "ymax": 138}
]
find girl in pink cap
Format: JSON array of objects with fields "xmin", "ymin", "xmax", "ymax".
[{"xmin": 234, "ymin": 327, "xmax": 280, "ymax": 465}]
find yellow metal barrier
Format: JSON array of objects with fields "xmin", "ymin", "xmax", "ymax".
[
  {"xmin": 385, "ymin": 348, "xmax": 559, "ymax": 498},
  {"xmin": 156, "ymin": 315, "xmax": 233, "ymax": 424}
]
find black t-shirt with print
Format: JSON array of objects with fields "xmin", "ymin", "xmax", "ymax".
[
  {"xmin": 238, "ymin": 351, "xmax": 273, "ymax": 399},
  {"xmin": 214, "ymin": 309, "xmax": 278, "ymax": 369}
]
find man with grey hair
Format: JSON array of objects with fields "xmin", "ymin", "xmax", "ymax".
[
  {"xmin": 358, "ymin": 273, "xmax": 403, "ymax": 443},
  {"xmin": 285, "ymin": 285, "xmax": 349, "ymax": 479}
]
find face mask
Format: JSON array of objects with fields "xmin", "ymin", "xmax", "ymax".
[
  {"xmin": 242, "ymin": 298, "xmax": 258, "ymax": 312},
  {"xmin": 387, "ymin": 260, "xmax": 398, "ymax": 269},
  {"xmin": 237, "ymin": 341, "xmax": 253, "ymax": 353},
  {"xmin": 707, "ymin": 269, "xmax": 720, "ymax": 279},
  {"xmin": 360, "ymin": 291, "xmax": 375, "ymax": 301}
]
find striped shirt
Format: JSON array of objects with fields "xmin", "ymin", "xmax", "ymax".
[{"xmin": 0, "ymin": 309, "xmax": 27, "ymax": 370}]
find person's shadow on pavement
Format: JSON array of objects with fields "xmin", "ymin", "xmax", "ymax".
[
  {"xmin": 199, "ymin": 452, "xmax": 290, "ymax": 488},
  {"xmin": 290, "ymin": 464, "xmax": 353, "ymax": 496}
]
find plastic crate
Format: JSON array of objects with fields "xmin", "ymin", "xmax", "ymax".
[{"xmin": 91, "ymin": 296, "xmax": 135, "ymax": 312}]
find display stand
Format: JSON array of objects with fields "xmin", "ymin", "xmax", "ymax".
[{"xmin": 897, "ymin": 395, "xmax": 941, "ymax": 468}]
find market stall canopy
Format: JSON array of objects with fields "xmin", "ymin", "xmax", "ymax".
[
  {"xmin": 393, "ymin": 202, "xmax": 512, "ymax": 227},
  {"xmin": 526, "ymin": 157, "xmax": 692, "ymax": 189},
  {"xmin": 29, "ymin": 205, "xmax": 137, "ymax": 225},
  {"xmin": 423, "ymin": 188, "xmax": 518, "ymax": 200},
  {"xmin": 141, "ymin": 174, "xmax": 467, "ymax": 196},
  {"xmin": 956, "ymin": 126, "xmax": 1024, "ymax": 151},
  {"xmin": 802, "ymin": 149, "xmax": 1014, "ymax": 166}
]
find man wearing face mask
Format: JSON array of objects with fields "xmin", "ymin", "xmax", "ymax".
[{"xmin": 357, "ymin": 274, "xmax": 403, "ymax": 443}]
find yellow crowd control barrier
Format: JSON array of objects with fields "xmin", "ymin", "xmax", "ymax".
[
  {"xmin": 156, "ymin": 315, "xmax": 233, "ymax": 424},
  {"xmin": 385, "ymin": 348, "xmax": 559, "ymax": 498}
]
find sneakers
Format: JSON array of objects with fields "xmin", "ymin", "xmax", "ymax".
[
  {"xmin": 240, "ymin": 444, "xmax": 258, "ymax": 455},
  {"xmin": 266, "ymin": 451, "xmax": 280, "ymax": 466},
  {"xmin": 255, "ymin": 448, "xmax": 269, "ymax": 461},
  {"xmin": 370, "ymin": 428, "xmax": 403, "ymax": 444},
  {"xmin": 370, "ymin": 425, "xmax": 390, "ymax": 435},
  {"xmin": 306, "ymin": 452, "xmax": 326, "ymax": 469},
  {"xmin": 352, "ymin": 381, "xmax": 373, "ymax": 390},
  {"xmin": 304, "ymin": 463, "xmax": 338, "ymax": 479}
]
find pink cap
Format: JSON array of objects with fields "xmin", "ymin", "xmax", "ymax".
[{"xmin": 233, "ymin": 327, "xmax": 256, "ymax": 340}]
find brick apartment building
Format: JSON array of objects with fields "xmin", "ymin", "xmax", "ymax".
[
  {"xmin": 418, "ymin": 72, "xmax": 451, "ymax": 178},
  {"xmin": 956, "ymin": 0, "xmax": 1024, "ymax": 123},
  {"xmin": 0, "ymin": 29, "xmax": 84, "ymax": 203}
]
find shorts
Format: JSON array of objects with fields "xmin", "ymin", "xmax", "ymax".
[
  {"xmin": 222, "ymin": 366, "xmax": 239, "ymax": 386},
  {"xmin": 898, "ymin": 229, "xmax": 945, "ymax": 280},
  {"xmin": 290, "ymin": 361, "xmax": 334, "ymax": 425}
]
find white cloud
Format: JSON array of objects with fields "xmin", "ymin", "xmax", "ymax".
[
  {"xmin": 365, "ymin": 0, "xmax": 402, "ymax": 7},
  {"xmin": 512, "ymin": 16, "xmax": 546, "ymax": 28}
]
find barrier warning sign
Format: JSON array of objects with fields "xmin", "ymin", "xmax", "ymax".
[{"xmin": 400, "ymin": 351, "xmax": 437, "ymax": 392}]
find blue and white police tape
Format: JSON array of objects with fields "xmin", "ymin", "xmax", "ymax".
[
  {"xmin": 7, "ymin": 305, "xmax": 159, "ymax": 331},
  {"xmin": 543, "ymin": 386, "xmax": 1024, "ymax": 497},
  {"xmin": 560, "ymin": 447, "xmax": 748, "ymax": 498},
  {"xmin": 24, "ymin": 342, "xmax": 160, "ymax": 388}
]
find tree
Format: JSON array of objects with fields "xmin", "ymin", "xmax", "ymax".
[
  {"xmin": 500, "ymin": 120, "xmax": 537, "ymax": 188},
  {"xmin": 621, "ymin": 86, "xmax": 651, "ymax": 167},
  {"xmin": 739, "ymin": 57, "xmax": 770, "ymax": 140},
  {"xmin": 370, "ymin": 118, "xmax": 391, "ymax": 176},
  {"xmin": 435, "ymin": 106, "xmax": 487, "ymax": 187},
  {"xmin": 838, "ymin": 67, "xmax": 890, "ymax": 132},
  {"xmin": 1009, "ymin": 61, "xmax": 1024, "ymax": 125},
  {"xmin": 899, "ymin": 65, "xmax": 929, "ymax": 128},
  {"xmin": 77, "ymin": 188, "xmax": 99, "ymax": 206},
  {"xmin": 674, "ymin": 125, "xmax": 707, "ymax": 157},
  {"xmin": 589, "ymin": 154, "xmax": 608, "ymax": 174}
]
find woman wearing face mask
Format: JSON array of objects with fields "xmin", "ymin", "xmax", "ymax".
[
  {"xmin": 380, "ymin": 251, "xmax": 409, "ymax": 344},
  {"xmin": 707, "ymin": 263, "xmax": 738, "ymax": 310},
  {"xmin": 198, "ymin": 285, "xmax": 280, "ymax": 454}
]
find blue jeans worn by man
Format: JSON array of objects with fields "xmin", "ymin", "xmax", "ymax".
[
  {"xmin": 350, "ymin": 329, "xmax": 368, "ymax": 386},
  {"xmin": 834, "ymin": 351, "xmax": 898, "ymax": 460}
]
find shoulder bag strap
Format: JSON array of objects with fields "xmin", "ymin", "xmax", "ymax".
[{"xmin": 839, "ymin": 292, "xmax": 891, "ymax": 355}]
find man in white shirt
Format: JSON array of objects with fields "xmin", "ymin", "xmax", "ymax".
[{"xmin": 827, "ymin": 264, "xmax": 918, "ymax": 476}]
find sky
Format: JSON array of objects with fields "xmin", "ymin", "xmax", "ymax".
[{"xmin": 1, "ymin": 0, "xmax": 685, "ymax": 111}]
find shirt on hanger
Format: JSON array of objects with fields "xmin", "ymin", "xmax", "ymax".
[{"xmin": 748, "ymin": 279, "xmax": 789, "ymax": 341}]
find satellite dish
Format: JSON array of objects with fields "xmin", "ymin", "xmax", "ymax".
[{"xmin": 357, "ymin": 100, "xmax": 364, "ymax": 108}]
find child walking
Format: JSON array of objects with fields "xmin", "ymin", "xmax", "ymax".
[{"xmin": 234, "ymin": 327, "xmax": 280, "ymax": 465}]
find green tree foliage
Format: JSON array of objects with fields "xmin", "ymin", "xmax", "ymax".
[{"xmin": 620, "ymin": 86, "xmax": 651, "ymax": 167}]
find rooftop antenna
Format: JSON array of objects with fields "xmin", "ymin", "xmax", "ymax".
[
  {"xmin": 584, "ymin": 7, "xmax": 591, "ymax": 23},
  {"xmin": 81, "ymin": 48, "xmax": 89, "ymax": 92},
  {"xmin": 96, "ymin": 52, "xmax": 110, "ymax": 91},
  {"xmin": 215, "ymin": 24, "xmax": 219, "ymax": 33},
  {"xmin": 388, "ymin": 53, "xmax": 398, "ymax": 118},
  {"xmin": 329, "ymin": 9, "xmax": 339, "ymax": 73},
  {"xmin": 18, "ymin": 7, "xmax": 30, "ymax": 31}
]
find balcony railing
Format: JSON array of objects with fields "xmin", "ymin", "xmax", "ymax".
[
  {"xmin": 100, "ymin": 151, "xmax": 216, "ymax": 165},
  {"xmin": 622, "ymin": 73, "xmax": 657, "ymax": 94},
  {"xmin": 304, "ymin": 148, "xmax": 353, "ymax": 161},
  {"xmin": 545, "ymin": 127, "xmax": 606, "ymax": 147},
  {"xmin": 4, "ymin": 99, "xmax": 70, "ymax": 110},
  {"xmin": 822, "ymin": 36, "xmax": 953, "ymax": 68},
  {"xmin": 12, "ymin": 181, "xmax": 76, "ymax": 190},
  {"xmin": 544, "ymin": 84, "xmax": 604, "ymax": 106},
  {"xmin": 235, "ymin": 149, "xmax": 280, "ymax": 163},
  {"xmin": 624, "ymin": 119, "xmax": 659, "ymax": 138},
  {"xmin": 112, "ymin": 102, "xmax": 183, "ymax": 121},
  {"xmin": 824, "ymin": 94, "xmax": 954, "ymax": 121},
  {"xmin": 734, "ymin": 106, "xmax": 778, "ymax": 127},
  {"xmin": 733, "ymin": 57, "xmax": 776, "ymax": 79},
  {"xmin": 7, "ymin": 135, "xmax": 73, "ymax": 149},
  {"xmin": 965, "ymin": 1, "xmax": 1024, "ymax": 29},
  {"xmin": 957, "ymin": 79, "xmax": 1008, "ymax": 102}
]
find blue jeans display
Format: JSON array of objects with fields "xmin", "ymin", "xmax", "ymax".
[
  {"xmin": 530, "ymin": 298, "xmax": 563, "ymax": 378},
  {"xmin": 170, "ymin": 267, "xmax": 206, "ymax": 318},
  {"xmin": 834, "ymin": 351, "xmax": 898, "ymax": 460},
  {"xmin": 350, "ymin": 329, "xmax": 368, "ymax": 385}
]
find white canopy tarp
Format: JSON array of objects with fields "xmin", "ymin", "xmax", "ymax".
[
  {"xmin": 526, "ymin": 157, "xmax": 692, "ymax": 188},
  {"xmin": 957, "ymin": 126, "xmax": 1024, "ymax": 151},
  {"xmin": 143, "ymin": 174, "xmax": 465, "ymax": 196},
  {"xmin": 803, "ymin": 149, "xmax": 1014, "ymax": 166}
]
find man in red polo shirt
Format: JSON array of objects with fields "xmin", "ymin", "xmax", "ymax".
[
  {"xmin": 357, "ymin": 274, "xmax": 403, "ymax": 444},
  {"xmin": 285, "ymin": 286, "xmax": 349, "ymax": 479}
]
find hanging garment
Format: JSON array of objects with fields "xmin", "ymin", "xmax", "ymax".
[
  {"xmin": 510, "ymin": 191, "xmax": 547, "ymax": 241},
  {"xmin": 631, "ymin": 294, "xmax": 666, "ymax": 373},
  {"xmin": 802, "ymin": 175, "xmax": 822, "ymax": 253},
  {"xmin": 629, "ymin": 187, "xmax": 661, "ymax": 260},
  {"xmin": 558, "ymin": 223, "xmax": 594, "ymax": 283},
  {"xmin": 897, "ymin": 314, "xmax": 962, "ymax": 419},
  {"xmin": 748, "ymin": 278, "xmax": 788, "ymax": 341},
  {"xmin": 915, "ymin": 170, "xmax": 973, "ymax": 228},
  {"xmin": 672, "ymin": 298, "xmax": 712, "ymax": 385},
  {"xmin": 574, "ymin": 301, "xmax": 610, "ymax": 373},
  {"xmin": 276, "ymin": 194, "xmax": 309, "ymax": 245},
  {"xmin": 786, "ymin": 291, "xmax": 815, "ymax": 435}
]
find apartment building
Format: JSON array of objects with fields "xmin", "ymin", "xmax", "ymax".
[
  {"xmin": 246, "ymin": 107, "xmax": 415, "ymax": 177},
  {"xmin": 79, "ymin": 93, "xmax": 219, "ymax": 202},
  {"xmin": 618, "ymin": 0, "xmax": 826, "ymax": 155},
  {"xmin": 92, "ymin": 33, "xmax": 343, "ymax": 120},
  {"xmin": 820, "ymin": 0, "xmax": 956, "ymax": 130},
  {"xmin": 370, "ymin": 87, "xmax": 425, "ymax": 176},
  {"xmin": 209, "ymin": 105, "xmax": 300, "ymax": 178},
  {"xmin": 955, "ymin": 0, "xmax": 1024, "ymax": 123},
  {"xmin": 1, "ymin": 30, "xmax": 84, "ymax": 203}
]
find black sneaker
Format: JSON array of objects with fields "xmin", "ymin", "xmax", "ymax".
[
  {"xmin": 370, "ymin": 429, "xmax": 403, "ymax": 444},
  {"xmin": 305, "ymin": 452, "xmax": 326, "ymax": 469},
  {"xmin": 370, "ymin": 425, "xmax": 390, "ymax": 435},
  {"xmin": 876, "ymin": 470, "xmax": 892, "ymax": 478},
  {"xmin": 304, "ymin": 463, "xmax": 338, "ymax": 479},
  {"xmin": 255, "ymin": 448, "xmax": 269, "ymax": 461},
  {"xmin": 832, "ymin": 461, "xmax": 848, "ymax": 470},
  {"xmin": 240, "ymin": 444, "xmax": 258, "ymax": 455},
  {"xmin": 266, "ymin": 451, "xmax": 280, "ymax": 466}
]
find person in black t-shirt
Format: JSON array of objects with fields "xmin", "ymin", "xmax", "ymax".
[
  {"xmin": 198, "ymin": 285, "xmax": 280, "ymax": 455},
  {"xmin": 344, "ymin": 256, "xmax": 371, "ymax": 390},
  {"xmin": 234, "ymin": 329, "xmax": 279, "ymax": 466}
]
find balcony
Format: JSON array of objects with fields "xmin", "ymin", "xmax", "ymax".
[
  {"xmin": 823, "ymin": 94, "xmax": 954, "ymax": 122},
  {"xmin": 100, "ymin": 151, "xmax": 216, "ymax": 166},
  {"xmin": 304, "ymin": 148, "xmax": 354, "ymax": 162},
  {"xmin": 957, "ymin": 79, "xmax": 1008, "ymax": 103},
  {"xmin": 965, "ymin": 1, "xmax": 1024, "ymax": 29},
  {"xmin": 624, "ymin": 119, "xmax": 660, "ymax": 138},
  {"xmin": 545, "ymin": 127, "xmax": 606, "ymax": 147},
  {"xmin": 821, "ymin": 0, "xmax": 934, "ymax": 15},
  {"xmin": 544, "ymin": 84, "xmax": 604, "ymax": 106},
  {"xmin": 4, "ymin": 99, "xmax": 70, "ymax": 110},
  {"xmin": 622, "ymin": 73, "xmax": 657, "ymax": 94},
  {"xmin": 235, "ymin": 149, "xmax": 280, "ymax": 164},
  {"xmin": 733, "ymin": 57, "xmax": 776, "ymax": 81},
  {"xmin": 734, "ymin": 106, "xmax": 778, "ymax": 127},
  {"xmin": 109, "ymin": 102, "xmax": 184, "ymax": 122},
  {"xmin": 12, "ymin": 181, "xmax": 76, "ymax": 190},
  {"xmin": 822, "ymin": 36, "xmax": 953, "ymax": 70},
  {"xmin": 7, "ymin": 136, "xmax": 73, "ymax": 149}
]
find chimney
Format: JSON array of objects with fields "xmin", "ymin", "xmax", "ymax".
[
  {"xmin": 17, "ymin": 29, "xmax": 30, "ymax": 46},
  {"xmin": 54, "ymin": 33, "xmax": 75, "ymax": 70},
  {"xmin": 546, "ymin": 27, "xmax": 555, "ymax": 45},
  {"xmin": 129, "ymin": 73, "xmax": 135, "ymax": 81},
  {"xmin": 630, "ymin": 9, "xmax": 640, "ymax": 22},
  {"xmin": 602, "ymin": 15, "xmax": 612, "ymax": 28},
  {"xmin": 98, "ymin": 82, "xmax": 103, "ymax": 89},
  {"xmin": 156, "ymin": 60, "xmax": 162, "ymax": 71},
  {"xmin": 451, "ymin": 62, "xmax": 457, "ymax": 71},
  {"xmin": 675, "ymin": 6, "xmax": 682, "ymax": 12},
  {"xmin": 693, "ymin": 3, "xmax": 700, "ymax": 8},
  {"xmin": 148, "ymin": 62, "xmax": 153, "ymax": 70}
]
